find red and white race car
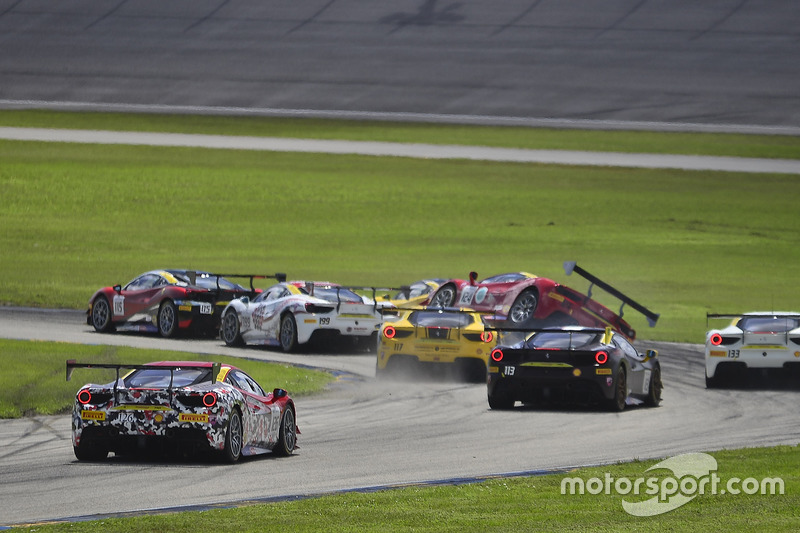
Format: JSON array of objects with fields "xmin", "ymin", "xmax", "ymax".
[{"xmin": 426, "ymin": 262, "xmax": 658, "ymax": 340}]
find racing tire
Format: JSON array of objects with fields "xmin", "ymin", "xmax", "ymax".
[
  {"xmin": 705, "ymin": 371, "xmax": 723, "ymax": 389},
  {"xmin": 429, "ymin": 284, "xmax": 457, "ymax": 308},
  {"xmin": 273, "ymin": 408, "xmax": 297, "ymax": 457},
  {"xmin": 73, "ymin": 440, "xmax": 108, "ymax": 461},
  {"xmin": 222, "ymin": 409, "xmax": 243, "ymax": 463},
  {"xmin": 221, "ymin": 311, "xmax": 244, "ymax": 347},
  {"xmin": 488, "ymin": 392, "xmax": 515, "ymax": 410},
  {"xmin": 508, "ymin": 289, "xmax": 538, "ymax": 326},
  {"xmin": 645, "ymin": 366, "xmax": 662, "ymax": 407},
  {"xmin": 606, "ymin": 366, "xmax": 627, "ymax": 412},
  {"xmin": 90, "ymin": 296, "xmax": 115, "ymax": 333},
  {"xmin": 279, "ymin": 314, "xmax": 299, "ymax": 353},
  {"xmin": 157, "ymin": 300, "xmax": 179, "ymax": 338}
]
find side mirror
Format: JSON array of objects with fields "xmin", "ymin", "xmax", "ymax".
[
  {"xmin": 113, "ymin": 284, "xmax": 122, "ymax": 293},
  {"xmin": 643, "ymin": 349, "xmax": 658, "ymax": 360},
  {"xmin": 469, "ymin": 271, "xmax": 478, "ymax": 285},
  {"xmin": 273, "ymin": 388, "xmax": 287, "ymax": 398},
  {"xmin": 240, "ymin": 296, "xmax": 249, "ymax": 305}
]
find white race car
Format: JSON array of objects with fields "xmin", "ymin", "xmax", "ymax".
[
  {"xmin": 705, "ymin": 312, "xmax": 800, "ymax": 387},
  {"xmin": 220, "ymin": 281, "xmax": 391, "ymax": 352}
]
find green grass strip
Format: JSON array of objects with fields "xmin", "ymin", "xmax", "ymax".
[{"xmin": 1, "ymin": 109, "xmax": 799, "ymax": 159}]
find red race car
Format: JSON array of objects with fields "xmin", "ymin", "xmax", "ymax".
[
  {"xmin": 426, "ymin": 262, "xmax": 658, "ymax": 340},
  {"xmin": 87, "ymin": 269, "xmax": 285, "ymax": 338}
]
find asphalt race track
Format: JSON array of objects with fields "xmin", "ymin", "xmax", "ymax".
[
  {"xmin": 1, "ymin": 1, "xmax": 799, "ymax": 130},
  {"xmin": 1, "ymin": 308, "xmax": 800, "ymax": 526}
]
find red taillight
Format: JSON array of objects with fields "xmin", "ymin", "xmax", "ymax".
[
  {"xmin": 77, "ymin": 389, "xmax": 92, "ymax": 404},
  {"xmin": 203, "ymin": 392, "xmax": 217, "ymax": 407},
  {"xmin": 491, "ymin": 348, "xmax": 504, "ymax": 362},
  {"xmin": 595, "ymin": 351, "xmax": 608, "ymax": 365},
  {"xmin": 480, "ymin": 331, "xmax": 494, "ymax": 343},
  {"xmin": 710, "ymin": 333, "xmax": 722, "ymax": 346},
  {"xmin": 383, "ymin": 326, "xmax": 396, "ymax": 339}
]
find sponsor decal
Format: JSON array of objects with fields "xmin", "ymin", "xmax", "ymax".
[
  {"xmin": 521, "ymin": 362, "xmax": 572, "ymax": 368},
  {"xmin": 81, "ymin": 410, "xmax": 106, "ymax": 421},
  {"xmin": 709, "ymin": 350, "xmax": 727, "ymax": 357},
  {"xmin": 179, "ymin": 413, "xmax": 209, "ymax": 423},
  {"xmin": 596, "ymin": 368, "xmax": 613, "ymax": 375},
  {"xmin": 179, "ymin": 304, "xmax": 192, "ymax": 312}
]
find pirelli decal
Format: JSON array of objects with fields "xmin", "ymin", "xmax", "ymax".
[
  {"xmin": 81, "ymin": 410, "xmax": 106, "ymax": 421},
  {"xmin": 179, "ymin": 413, "xmax": 209, "ymax": 424},
  {"xmin": 708, "ymin": 350, "xmax": 727, "ymax": 357},
  {"xmin": 595, "ymin": 368, "xmax": 613, "ymax": 375}
]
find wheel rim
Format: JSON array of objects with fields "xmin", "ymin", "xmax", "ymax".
[
  {"xmin": 283, "ymin": 409, "xmax": 296, "ymax": 452},
  {"xmin": 222, "ymin": 312, "xmax": 238, "ymax": 343},
  {"xmin": 92, "ymin": 299, "xmax": 109, "ymax": 329},
  {"xmin": 509, "ymin": 293, "xmax": 537, "ymax": 323},
  {"xmin": 159, "ymin": 303, "xmax": 175, "ymax": 335},
  {"xmin": 229, "ymin": 412, "xmax": 243, "ymax": 459},
  {"xmin": 280, "ymin": 316, "xmax": 295, "ymax": 349},
  {"xmin": 431, "ymin": 287, "xmax": 455, "ymax": 308}
]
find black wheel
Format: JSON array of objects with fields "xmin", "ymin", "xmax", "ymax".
[
  {"xmin": 645, "ymin": 366, "xmax": 662, "ymax": 407},
  {"xmin": 73, "ymin": 439, "xmax": 108, "ymax": 461},
  {"xmin": 429, "ymin": 284, "xmax": 457, "ymax": 308},
  {"xmin": 279, "ymin": 314, "xmax": 298, "ymax": 353},
  {"xmin": 705, "ymin": 370, "xmax": 722, "ymax": 389},
  {"xmin": 91, "ymin": 296, "xmax": 114, "ymax": 333},
  {"xmin": 221, "ymin": 310, "xmax": 244, "ymax": 347},
  {"xmin": 273, "ymin": 408, "xmax": 297, "ymax": 457},
  {"xmin": 157, "ymin": 300, "xmax": 178, "ymax": 338},
  {"xmin": 222, "ymin": 409, "xmax": 243, "ymax": 463},
  {"xmin": 488, "ymin": 391, "xmax": 515, "ymax": 410},
  {"xmin": 508, "ymin": 289, "xmax": 538, "ymax": 325},
  {"xmin": 607, "ymin": 366, "xmax": 627, "ymax": 412}
]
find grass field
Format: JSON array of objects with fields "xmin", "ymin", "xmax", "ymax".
[
  {"xmin": 12, "ymin": 445, "xmax": 799, "ymax": 532},
  {"xmin": 2, "ymin": 111, "xmax": 800, "ymax": 342}
]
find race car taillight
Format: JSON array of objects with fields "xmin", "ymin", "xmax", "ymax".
[
  {"xmin": 383, "ymin": 326, "xmax": 396, "ymax": 339},
  {"xmin": 491, "ymin": 348, "xmax": 504, "ymax": 362},
  {"xmin": 480, "ymin": 331, "xmax": 494, "ymax": 343},
  {"xmin": 77, "ymin": 389, "xmax": 92, "ymax": 404},
  {"xmin": 595, "ymin": 351, "xmax": 608, "ymax": 365},
  {"xmin": 710, "ymin": 333, "xmax": 723, "ymax": 346},
  {"xmin": 203, "ymin": 392, "xmax": 217, "ymax": 407}
]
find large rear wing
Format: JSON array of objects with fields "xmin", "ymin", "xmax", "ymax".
[
  {"xmin": 191, "ymin": 272, "xmax": 287, "ymax": 292},
  {"xmin": 563, "ymin": 261, "xmax": 659, "ymax": 328},
  {"xmin": 307, "ymin": 284, "xmax": 411, "ymax": 312},
  {"xmin": 706, "ymin": 312, "xmax": 800, "ymax": 327},
  {"xmin": 66, "ymin": 360, "xmax": 221, "ymax": 385}
]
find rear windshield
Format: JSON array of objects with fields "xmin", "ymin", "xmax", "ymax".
[
  {"xmin": 124, "ymin": 368, "xmax": 211, "ymax": 388},
  {"xmin": 738, "ymin": 317, "xmax": 800, "ymax": 333},
  {"xmin": 526, "ymin": 331, "xmax": 601, "ymax": 349},
  {"xmin": 409, "ymin": 311, "xmax": 473, "ymax": 327}
]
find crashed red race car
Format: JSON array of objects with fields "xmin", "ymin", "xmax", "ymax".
[
  {"xmin": 426, "ymin": 262, "xmax": 658, "ymax": 339},
  {"xmin": 67, "ymin": 360, "xmax": 298, "ymax": 462}
]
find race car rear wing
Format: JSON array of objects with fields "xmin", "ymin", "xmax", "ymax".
[
  {"xmin": 67, "ymin": 360, "xmax": 222, "ymax": 384},
  {"xmin": 563, "ymin": 261, "xmax": 659, "ymax": 328},
  {"xmin": 308, "ymin": 284, "xmax": 411, "ymax": 312},
  {"xmin": 194, "ymin": 272, "xmax": 287, "ymax": 292},
  {"xmin": 67, "ymin": 360, "xmax": 223, "ymax": 408},
  {"xmin": 706, "ymin": 312, "xmax": 800, "ymax": 327},
  {"xmin": 485, "ymin": 326, "xmax": 612, "ymax": 348}
]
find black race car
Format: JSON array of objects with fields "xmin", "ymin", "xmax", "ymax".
[{"xmin": 487, "ymin": 327, "xmax": 662, "ymax": 411}]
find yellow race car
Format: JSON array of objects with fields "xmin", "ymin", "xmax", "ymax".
[{"xmin": 376, "ymin": 307, "xmax": 496, "ymax": 382}]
